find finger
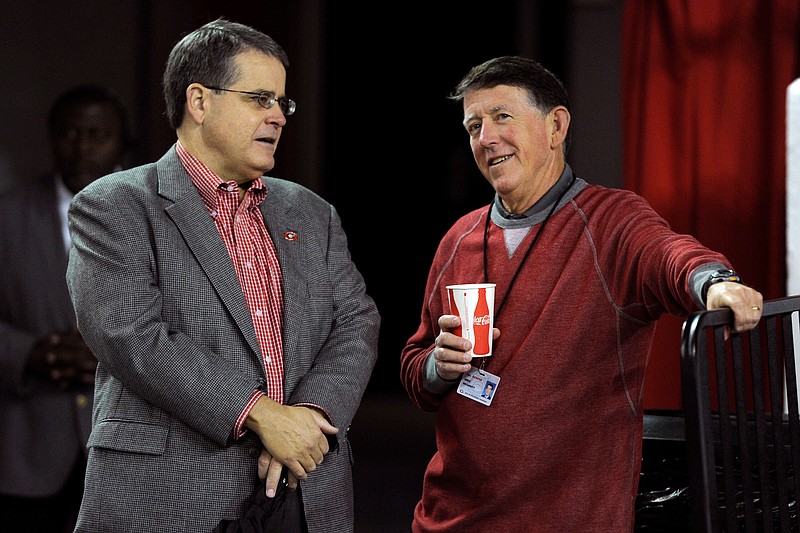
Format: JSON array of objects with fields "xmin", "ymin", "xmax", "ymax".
[
  {"xmin": 722, "ymin": 305, "xmax": 757, "ymax": 335},
  {"xmin": 285, "ymin": 459, "xmax": 308, "ymax": 482},
  {"xmin": 58, "ymin": 367, "xmax": 78, "ymax": 381},
  {"xmin": 317, "ymin": 436, "xmax": 329, "ymax": 457},
  {"xmin": 285, "ymin": 472, "xmax": 300, "ymax": 491},
  {"xmin": 437, "ymin": 314, "xmax": 460, "ymax": 332},
  {"xmin": 257, "ymin": 449, "xmax": 273, "ymax": 480},
  {"xmin": 435, "ymin": 329, "xmax": 470, "ymax": 350},
  {"xmin": 298, "ymin": 452, "xmax": 321, "ymax": 474},
  {"xmin": 434, "ymin": 345, "xmax": 465, "ymax": 364},
  {"xmin": 434, "ymin": 356, "xmax": 470, "ymax": 380},
  {"xmin": 313, "ymin": 414, "xmax": 339, "ymax": 438},
  {"xmin": 264, "ymin": 460, "xmax": 285, "ymax": 498},
  {"xmin": 735, "ymin": 300, "xmax": 762, "ymax": 329},
  {"xmin": 733, "ymin": 308, "xmax": 761, "ymax": 333},
  {"xmin": 313, "ymin": 441, "xmax": 326, "ymax": 465},
  {"xmin": 434, "ymin": 346, "xmax": 471, "ymax": 368}
]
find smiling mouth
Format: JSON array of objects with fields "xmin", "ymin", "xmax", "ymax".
[{"xmin": 489, "ymin": 155, "xmax": 511, "ymax": 166}]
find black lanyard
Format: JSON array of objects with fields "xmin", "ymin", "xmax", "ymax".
[{"xmin": 483, "ymin": 174, "xmax": 576, "ymax": 321}]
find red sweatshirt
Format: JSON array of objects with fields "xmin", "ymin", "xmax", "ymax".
[{"xmin": 400, "ymin": 171, "xmax": 730, "ymax": 532}]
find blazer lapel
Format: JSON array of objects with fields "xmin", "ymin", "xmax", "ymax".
[
  {"xmin": 259, "ymin": 183, "xmax": 306, "ymax": 385},
  {"xmin": 156, "ymin": 149, "xmax": 263, "ymax": 361}
]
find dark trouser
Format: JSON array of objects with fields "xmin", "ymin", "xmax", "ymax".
[{"xmin": 0, "ymin": 457, "xmax": 85, "ymax": 533}]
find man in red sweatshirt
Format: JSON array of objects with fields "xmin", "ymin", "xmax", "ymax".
[{"xmin": 399, "ymin": 56, "xmax": 763, "ymax": 532}]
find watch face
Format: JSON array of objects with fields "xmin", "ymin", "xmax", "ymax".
[{"xmin": 710, "ymin": 270, "xmax": 740, "ymax": 283}]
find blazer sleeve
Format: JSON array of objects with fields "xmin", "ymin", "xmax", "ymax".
[
  {"xmin": 66, "ymin": 169, "xmax": 262, "ymax": 445},
  {"xmin": 268, "ymin": 182, "xmax": 380, "ymax": 437}
]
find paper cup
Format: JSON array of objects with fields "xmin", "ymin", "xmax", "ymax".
[{"xmin": 446, "ymin": 283, "xmax": 496, "ymax": 357}]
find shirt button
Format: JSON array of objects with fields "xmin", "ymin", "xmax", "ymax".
[
  {"xmin": 265, "ymin": 356, "xmax": 272, "ymax": 364},
  {"xmin": 254, "ymin": 309, "xmax": 263, "ymax": 316}
]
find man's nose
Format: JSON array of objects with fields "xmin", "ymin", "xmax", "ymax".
[{"xmin": 478, "ymin": 121, "xmax": 498, "ymax": 146}]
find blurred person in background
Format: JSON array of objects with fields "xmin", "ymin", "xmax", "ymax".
[{"xmin": 0, "ymin": 84, "xmax": 130, "ymax": 532}]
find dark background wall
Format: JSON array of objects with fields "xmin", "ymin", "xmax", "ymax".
[{"xmin": 0, "ymin": 0, "xmax": 624, "ymax": 395}]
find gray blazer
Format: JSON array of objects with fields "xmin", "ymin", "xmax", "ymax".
[
  {"xmin": 0, "ymin": 175, "xmax": 92, "ymax": 497},
  {"xmin": 66, "ymin": 146, "xmax": 380, "ymax": 532}
]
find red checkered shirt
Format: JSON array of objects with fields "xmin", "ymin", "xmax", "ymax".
[{"xmin": 177, "ymin": 142, "xmax": 283, "ymax": 438}]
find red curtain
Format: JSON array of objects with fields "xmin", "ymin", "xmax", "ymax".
[{"xmin": 622, "ymin": 0, "xmax": 800, "ymax": 409}]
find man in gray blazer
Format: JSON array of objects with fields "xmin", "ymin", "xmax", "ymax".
[
  {"xmin": 66, "ymin": 18, "xmax": 380, "ymax": 533},
  {"xmin": 0, "ymin": 85, "xmax": 129, "ymax": 532}
]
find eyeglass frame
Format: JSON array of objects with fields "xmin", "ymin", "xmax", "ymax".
[{"xmin": 204, "ymin": 86, "xmax": 296, "ymax": 116}]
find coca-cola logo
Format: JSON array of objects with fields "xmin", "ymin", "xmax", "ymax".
[{"xmin": 473, "ymin": 314, "xmax": 490, "ymax": 326}]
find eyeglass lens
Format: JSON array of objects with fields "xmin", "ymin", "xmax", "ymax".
[{"xmin": 256, "ymin": 92, "xmax": 295, "ymax": 115}]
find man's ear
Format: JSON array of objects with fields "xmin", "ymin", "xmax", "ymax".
[
  {"xmin": 185, "ymin": 83, "xmax": 209, "ymax": 125},
  {"xmin": 550, "ymin": 106, "xmax": 571, "ymax": 149}
]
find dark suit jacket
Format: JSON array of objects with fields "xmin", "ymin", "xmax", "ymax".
[
  {"xmin": 0, "ymin": 174, "xmax": 92, "ymax": 497},
  {"xmin": 66, "ymin": 146, "xmax": 380, "ymax": 532}
]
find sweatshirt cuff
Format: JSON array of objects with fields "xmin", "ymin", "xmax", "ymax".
[
  {"xmin": 423, "ymin": 349, "xmax": 461, "ymax": 394},
  {"xmin": 690, "ymin": 262, "xmax": 729, "ymax": 308}
]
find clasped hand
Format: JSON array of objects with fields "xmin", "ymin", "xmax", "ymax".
[
  {"xmin": 26, "ymin": 326, "xmax": 97, "ymax": 390},
  {"xmin": 248, "ymin": 400, "xmax": 338, "ymax": 498},
  {"xmin": 432, "ymin": 315, "xmax": 501, "ymax": 381}
]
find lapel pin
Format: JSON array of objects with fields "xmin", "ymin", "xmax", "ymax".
[{"xmin": 283, "ymin": 231, "xmax": 298, "ymax": 241}]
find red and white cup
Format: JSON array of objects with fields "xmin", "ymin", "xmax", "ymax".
[{"xmin": 446, "ymin": 283, "xmax": 496, "ymax": 357}]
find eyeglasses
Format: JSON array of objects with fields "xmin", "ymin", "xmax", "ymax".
[{"xmin": 205, "ymin": 86, "xmax": 296, "ymax": 116}]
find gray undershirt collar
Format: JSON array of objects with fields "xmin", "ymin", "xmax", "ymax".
[{"xmin": 491, "ymin": 164, "xmax": 585, "ymax": 230}]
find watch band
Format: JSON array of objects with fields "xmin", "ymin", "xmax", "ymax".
[{"xmin": 702, "ymin": 269, "xmax": 742, "ymax": 302}]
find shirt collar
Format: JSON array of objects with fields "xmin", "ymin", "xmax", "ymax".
[
  {"xmin": 494, "ymin": 164, "xmax": 574, "ymax": 220},
  {"xmin": 176, "ymin": 141, "xmax": 267, "ymax": 211}
]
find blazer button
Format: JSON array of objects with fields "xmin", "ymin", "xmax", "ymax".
[{"xmin": 248, "ymin": 447, "xmax": 260, "ymax": 457}]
